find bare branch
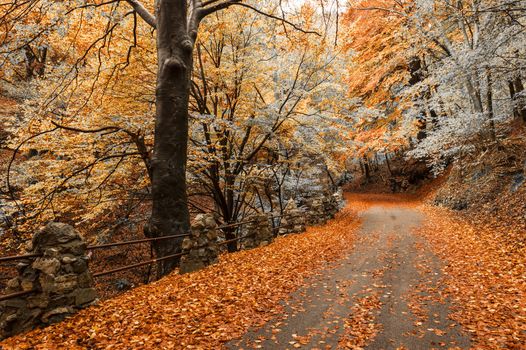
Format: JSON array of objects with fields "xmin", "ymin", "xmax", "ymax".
[
  {"xmin": 232, "ymin": 2, "xmax": 321, "ymax": 36},
  {"xmin": 350, "ymin": 6, "xmax": 407, "ymax": 17},
  {"xmin": 198, "ymin": 0, "xmax": 320, "ymax": 36},
  {"xmin": 124, "ymin": 0, "xmax": 156, "ymax": 28}
]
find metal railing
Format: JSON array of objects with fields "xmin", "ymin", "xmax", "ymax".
[{"xmin": 0, "ymin": 212, "xmax": 304, "ymax": 301}]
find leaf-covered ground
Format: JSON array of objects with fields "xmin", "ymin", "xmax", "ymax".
[
  {"xmin": 418, "ymin": 205, "xmax": 526, "ymax": 349},
  {"xmin": 1, "ymin": 193, "xmax": 525, "ymax": 349},
  {"xmin": 0, "ymin": 197, "xmax": 361, "ymax": 349},
  {"xmin": 229, "ymin": 195, "xmax": 470, "ymax": 349}
]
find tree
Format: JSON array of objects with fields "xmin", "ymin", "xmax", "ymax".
[
  {"xmin": 108, "ymin": 0, "xmax": 328, "ymax": 275},
  {"xmin": 0, "ymin": 0, "xmax": 327, "ymax": 276},
  {"xmin": 341, "ymin": 0, "xmax": 526, "ymax": 174},
  {"xmin": 186, "ymin": 6, "xmax": 348, "ymax": 251}
]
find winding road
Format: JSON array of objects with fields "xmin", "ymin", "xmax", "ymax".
[{"xmin": 228, "ymin": 201, "xmax": 470, "ymax": 349}]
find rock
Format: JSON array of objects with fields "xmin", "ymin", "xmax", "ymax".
[
  {"xmin": 192, "ymin": 214, "xmax": 207, "ymax": 230},
  {"xmin": 285, "ymin": 198, "xmax": 297, "ymax": 210},
  {"xmin": 204, "ymin": 215, "xmax": 216, "ymax": 228},
  {"xmin": 206, "ymin": 230, "xmax": 218, "ymax": 240},
  {"xmin": 27, "ymin": 295, "xmax": 49, "ymax": 309},
  {"xmin": 180, "ymin": 213, "xmax": 219, "ymax": 274},
  {"xmin": 61, "ymin": 256, "xmax": 77, "ymax": 264},
  {"xmin": 115, "ymin": 279, "xmax": 133, "ymax": 291},
  {"xmin": 48, "ymin": 295, "xmax": 75, "ymax": 309},
  {"xmin": 62, "ymin": 264, "xmax": 74, "ymax": 273},
  {"xmin": 1, "ymin": 313, "xmax": 18, "ymax": 327},
  {"xmin": 60, "ymin": 240, "xmax": 87, "ymax": 255},
  {"xmin": 41, "ymin": 307, "xmax": 74, "ymax": 324},
  {"xmin": 2, "ymin": 298, "xmax": 26, "ymax": 309},
  {"xmin": 20, "ymin": 280, "xmax": 34, "ymax": 291},
  {"xmin": 16, "ymin": 262, "xmax": 30, "ymax": 273},
  {"xmin": 31, "ymin": 223, "xmax": 80, "ymax": 251},
  {"xmin": 43, "ymin": 248, "xmax": 61, "ymax": 259},
  {"xmin": 71, "ymin": 258, "xmax": 88, "ymax": 273},
  {"xmin": 6, "ymin": 278, "xmax": 20, "ymax": 291},
  {"xmin": 39, "ymin": 273, "xmax": 78, "ymax": 294},
  {"xmin": 21, "ymin": 267, "xmax": 38, "ymax": 281},
  {"xmin": 32, "ymin": 257, "xmax": 60, "ymax": 275},
  {"xmin": 77, "ymin": 272, "xmax": 94, "ymax": 288},
  {"xmin": 0, "ymin": 221, "xmax": 95, "ymax": 340},
  {"xmin": 242, "ymin": 214, "xmax": 272, "ymax": 249},
  {"xmin": 54, "ymin": 274, "xmax": 78, "ymax": 293},
  {"xmin": 179, "ymin": 260, "xmax": 205, "ymax": 274},
  {"xmin": 72, "ymin": 288, "xmax": 97, "ymax": 306},
  {"xmin": 181, "ymin": 237, "xmax": 193, "ymax": 250},
  {"xmin": 39, "ymin": 274, "xmax": 56, "ymax": 293}
]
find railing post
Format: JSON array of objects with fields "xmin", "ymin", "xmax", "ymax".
[
  {"xmin": 179, "ymin": 214, "xmax": 219, "ymax": 274},
  {"xmin": 0, "ymin": 222, "xmax": 96, "ymax": 340}
]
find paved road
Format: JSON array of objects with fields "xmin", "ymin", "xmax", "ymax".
[{"xmin": 227, "ymin": 204, "xmax": 470, "ymax": 349}]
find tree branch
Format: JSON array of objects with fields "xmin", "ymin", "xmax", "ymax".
[
  {"xmin": 198, "ymin": 1, "xmax": 320, "ymax": 36},
  {"xmin": 350, "ymin": 6, "xmax": 407, "ymax": 17},
  {"xmin": 124, "ymin": 0, "xmax": 156, "ymax": 28},
  {"xmin": 232, "ymin": 2, "xmax": 321, "ymax": 36}
]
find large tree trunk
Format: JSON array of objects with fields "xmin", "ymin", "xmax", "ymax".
[{"xmin": 147, "ymin": 0, "xmax": 194, "ymax": 276}]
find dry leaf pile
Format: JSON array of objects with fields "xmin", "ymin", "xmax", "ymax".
[
  {"xmin": 0, "ymin": 205, "xmax": 360, "ymax": 349},
  {"xmin": 339, "ymin": 287, "xmax": 383, "ymax": 349},
  {"xmin": 418, "ymin": 205, "xmax": 526, "ymax": 349}
]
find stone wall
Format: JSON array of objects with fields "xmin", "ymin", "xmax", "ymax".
[
  {"xmin": 278, "ymin": 199, "xmax": 306, "ymax": 235},
  {"xmin": 0, "ymin": 222, "xmax": 97, "ymax": 340},
  {"xmin": 305, "ymin": 189, "xmax": 345, "ymax": 225},
  {"xmin": 0, "ymin": 189, "xmax": 346, "ymax": 339},
  {"xmin": 305, "ymin": 196, "xmax": 328, "ymax": 225},
  {"xmin": 179, "ymin": 214, "xmax": 219, "ymax": 274},
  {"xmin": 324, "ymin": 188, "xmax": 344, "ymax": 218},
  {"xmin": 241, "ymin": 214, "xmax": 273, "ymax": 249}
]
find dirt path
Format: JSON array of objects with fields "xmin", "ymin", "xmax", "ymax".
[{"xmin": 228, "ymin": 202, "xmax": 470, "ymax": 349}]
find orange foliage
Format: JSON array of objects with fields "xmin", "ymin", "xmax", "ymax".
[{"xmin": 341, "ymin": 0, "xmax": 410, "ymax": 101}]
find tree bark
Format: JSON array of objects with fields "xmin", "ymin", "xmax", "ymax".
[
  {"xmin": 385, "ymin": 154, "xmax": 393, "ymax": 176},
  {"xmin": 509, "ymin": 81, "xmax": 519, "ymax": 119},
  {"xmin": 363, "ymin": 156, "xmax": 370, "ymax": 180},
  {"xmin": 147, "ymin": 0, "xmax": 194, "ymax": 276},
  {"xmin": 465, "ymin": 77, "xmax": 483, "ymax": 114},
  {"xmin": 513, "ymin": 78, "xmax": 526, "ymax": 123},
  {"xmin": 485, "ymin": 69, "xmax": 496, "ymax": 141}
]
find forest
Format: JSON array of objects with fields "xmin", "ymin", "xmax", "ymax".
[{"xmin": 0, "ymin": 0, "xmax": 525, "ymax": 349}]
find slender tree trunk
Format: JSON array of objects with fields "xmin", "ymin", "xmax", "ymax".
[
  {"xmin": 513, "ymin": 78, "xmax": 526, "ymax": 123},
  {"xmin": 359, "ymin": 160, "xmax": 365, "ymax": 175},
  {"xmin": 373, "ymin": 153, "xmax": 380, "ymax": 171},
  {"xmin": 385, "ymin": 154, "xmax": 393, "ymax": 176},
  {"xmin": 363, "ymin": 156, "xmax": 370, "ymax": 180},
  {"xmin": 224, "ymin": 227, "xmax": 238, "ymax": 253},
  {"xmin": 147, "ymin": 0, "xmax": 194, "ymax": 276},
  {"xmin": 509, "ymin": 81, "xmax": 520, "ymax": 119},
  {"xmin": 485, "ymin": 69, "xmax": 496, "ymax": 141},
  {"xmin": 465, "ymin": 77, "xmax": 483, "ymax": 114},
  {"xmin": 324, "ymin": 165, "xmax": 336, "ymax": 192}
]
